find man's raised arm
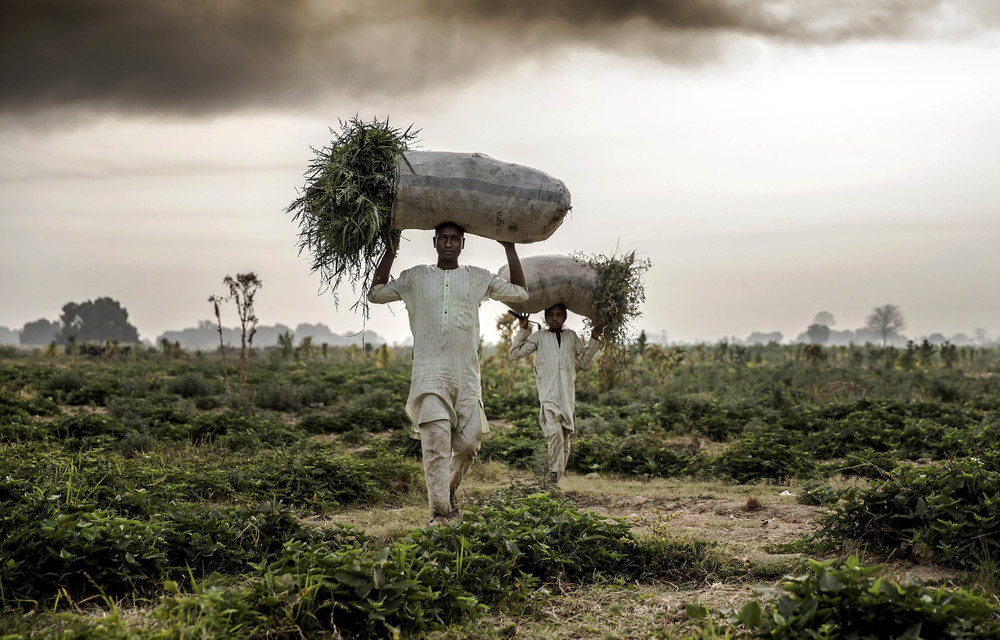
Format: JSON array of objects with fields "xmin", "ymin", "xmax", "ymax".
[
  {"xmin": 371, "ymin": 230, "xmax": 401, "ymax": 287},
  {"xmin": 489, "ymin": 240, "xmax": 529, "ymax": 303},
  {"xmin": 498, "ymin": 240, "xmax": 526, "ymax": 289},
  {"xmin": 368, "ymin": 231, "xmax": 403, "ymax": 304}
]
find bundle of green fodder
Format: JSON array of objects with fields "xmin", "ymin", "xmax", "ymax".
[
  {"xmin": 498, "ymin": 252, "xmax": 651, "ymax": 385},
  {"xmin": 287, "ymin": 116, "xmax": 572, "ymax": 315}
]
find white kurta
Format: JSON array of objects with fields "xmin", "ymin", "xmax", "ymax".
[
  {"xmin": 368, "ymin": 264, "xmax": 528, "ymax": 435},
  {"xmin": 509, "ymin": 327, "xmax": 602, "ymax": 430}
]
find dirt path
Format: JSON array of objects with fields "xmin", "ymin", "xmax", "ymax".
[
  {"xmin": 564, "ymin": 488, "xmax": 965, "ymax": 585},
  {"xmin": 566, "ymin": 490, "xmax": 818, "ymax": 572}
]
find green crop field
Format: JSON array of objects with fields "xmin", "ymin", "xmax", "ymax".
[{"xmin": 2, "ymin": 340, "xmax": 999, "ymax": 639}]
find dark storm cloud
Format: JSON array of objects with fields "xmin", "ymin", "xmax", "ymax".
[
  {"xmin": 0, "ymin": 0, "xmax": 992, "ymax": 116},
  {"xmin": 1, "ymin": 0, "xmax": 345, "ymax": 114}
]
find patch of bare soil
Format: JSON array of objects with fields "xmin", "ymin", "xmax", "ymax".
[
  {"xmin": 457, "ymin": 581, "xmax": 752, "ymax": 640},
  {"xmin": 564, "ymin": 489, "xmax": 966, "ymax": 585},
  {"xmin": 567, "ymin": 491, "xmax": 819, "ymax": 570}
]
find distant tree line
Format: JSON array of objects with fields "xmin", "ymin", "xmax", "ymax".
[
  {"xmin": 6, "ymin": 297, "xmax": 140, "ymax": 346},
  {"xmin": 156, "ymin": 321, "xmax": 387, "ymax": 351},
  {"xmin": 713, "ymin": 305, "xmax": 992, "ymax": 348},
  {"xmin": 0, "ymin": 296, "xmax": 387, "ymax": 349},
  {"xmin": 0, "ymin": 299, "xmax": 991, "ymax": 349},
  {"xmin": 791, "ymin": 305, "xmax": 986, "ymax": 348}
]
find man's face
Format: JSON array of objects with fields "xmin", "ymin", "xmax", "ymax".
[
  {"xmin": 433, "ymin": 226, "xmax": 464, "ymax": 260},
  {"xmin": 544, "ymin": 306, "xmax": 566, "ymax": 331}
]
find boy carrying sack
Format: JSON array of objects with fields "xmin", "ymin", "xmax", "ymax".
[{"xmin": 509, "ymin": 304, "xmax": 603, "ymax": 483}]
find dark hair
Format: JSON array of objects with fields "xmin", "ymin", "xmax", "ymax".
[
  {"xmin": 434, "ymin": 221, "xmax": 466, "ymax": 236},
  {"xmin": 544, "ymin": 303, "xmax": 568, "ymax": 316}
]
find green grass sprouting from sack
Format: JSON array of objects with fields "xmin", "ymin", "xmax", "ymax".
[
  {"xmin": 286, "ymin": 116, "xmax": 417, "ymax": 316},
  {"xmin": 574, "ymin": 250, "xmax": 651, "ymax": 388}
]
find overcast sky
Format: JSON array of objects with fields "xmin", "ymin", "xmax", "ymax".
[{"xmin": 2, "ymin": 0, "xmax": 999, "ymax": 345}]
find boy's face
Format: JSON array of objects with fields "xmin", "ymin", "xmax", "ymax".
[{"xmin": 544, "ymin": 306, "xmax": 566, "ymax": 331}]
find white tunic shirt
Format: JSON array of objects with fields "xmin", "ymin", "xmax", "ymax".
[
  {"xmin": 368, "ymin": 264, "xmax": 528, "ymax": 433},
  {"xmin": 509, "ymin": 327, "xmax": 602, "ymax": 429}
]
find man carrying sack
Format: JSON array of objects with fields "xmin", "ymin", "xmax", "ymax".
[{"xmin": 368, "ymin": 222, "xmax": 528, "ymax": 524}]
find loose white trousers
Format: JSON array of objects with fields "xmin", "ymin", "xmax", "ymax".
[
  {"xmin": 419, "ymin": 412, "xmax": 483, "ymax": 520},
  {"xmin": 542, "ymin": 406, "xmax": 572, "ymax": 478}
]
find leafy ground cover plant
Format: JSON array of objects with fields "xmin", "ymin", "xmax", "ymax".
[
  {"xmin": 2, "ymin": 439, "xmax": 421, "ymax": 512},
  {"xmin": 569, "ymin": 432, "xmax": 696, "ymax": 478},
  {"xmin": 3, "ymin": 408, "xmax": 300, "ymax": 450},
  {"xmin": 730, "ymin": 556, "xmax": 1000, "ymax": 639},
  {"xmin": 164, "ymin": 372, "xmax": 217, "ymax": 398},
  {"xmin": 50, "ymin": 412, "xmax": 128, "ymax": 442},
  {"xmin": 824, "ymin": 448, "xmax": 900, "ymax": 479},
  {"xmin": 800, "ymin": 398, "xmax": 986, "ymax": 459},
  {"xmin": 817, "ymin": 458, "xmax": 1000, "ymax": 569},
  {"xmin": 243, "ymin": 446, "xmax": 420, "ymax": 507},
  {"xmin": 106, "ymin": 393, "xmax": 195, "ymax": 435},
  {"xmin": 0, "ymin": 387, "xmax": 60, "ymax": 419},
  {"xmin": 477, "ymin": 418, "xmax": 542, "ymax": 468},
  {"xmin": 13, "ymin": 494, "xmax": 722, "ymax": 639},
  {"xmin": 41, "ymin": 369, "xmax": 123, "ymax": 406},
  {"xmin": 795, "ymin": 481, "xmax": 839, "ymax": 507},
  {"xmin": 253, "ymin": 380, "xmax": 306, "ymax": 411},
  {"xmin": 297, "ymin": 389, "xmax": 410, "ymax": 434},
  {"xmin": 665, "ymin": 395, "xmax": 769, "ymax": 442},
  {"xmin": 708, "ymin": 425, "xmax": 816, "ymax": 484},
  {"xmin": 0, "ymin": 478, "xmax": 365, "ymax": 605},
  {"xmin": 5, "ymin": 346, "xmax": 1000, "ymax": 637}
]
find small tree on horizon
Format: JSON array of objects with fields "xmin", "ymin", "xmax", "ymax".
[
  {"xmin": 208, "ymin": 294, "xmax": 232, "ymax": 398},
  {"xmin": 224, "ymin": 273, "xmax": 262, "ymax": 392},
  {"xmin": 209, "ymin": 272, "xmax": 263, "ymax": 400},
  {"xmin": 866, "ymin": 304, "xmax": 906, "ymax": 347},
  {"xmin": 813, "ymin": 311, "xmax": 836, "ymax": 327},
  {"xmin": 20, "ymin": 318, "xmax": 60, "ymax": 345},
  {"xmin": 56, "ymin": 297, "xmax": 139, "ymax": 344}
]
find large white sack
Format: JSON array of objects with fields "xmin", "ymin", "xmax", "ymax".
[
  {"xmin": 497, "ymin": 254, "xmax": 597, "ymax": 318},
  {"xmin": 392, "ymin": 151, "xmax": 571, "ymax": 243}
]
